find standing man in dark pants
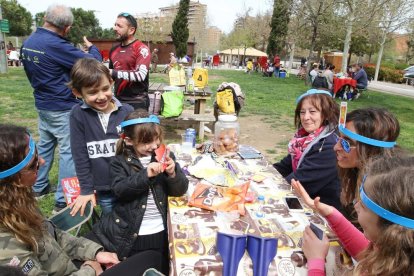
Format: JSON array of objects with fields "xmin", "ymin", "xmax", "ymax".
[
  {"xmin": 20, "ymin": 4, "xmax": 102, "ymax": 213},
  {"xmin": 110, "ymin": 12, "xmax": 151, "ymax": 110}
]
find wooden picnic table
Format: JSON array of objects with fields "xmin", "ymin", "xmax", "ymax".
[{"xmin": 148, "ymin": 83, "xmax": 214, "ymax": 140}]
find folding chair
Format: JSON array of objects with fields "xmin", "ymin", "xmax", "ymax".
[{"xmin": 49, "ymin": 201, "xmax": 96, "ymax": 237}]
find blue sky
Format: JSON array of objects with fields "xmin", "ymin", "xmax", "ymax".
[{"xmin": 21, "ymin": 0, "xmax": 273, "ymax": 34}]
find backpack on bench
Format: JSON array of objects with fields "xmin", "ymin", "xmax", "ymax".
[{"xmin": 214, "ymin": 82, "xmax": 245, "ymax": 119}]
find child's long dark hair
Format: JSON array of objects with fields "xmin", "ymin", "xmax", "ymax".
[
  {"xmin": 116, "ymin": 110, "xmax": 164, "ymax": 156},
  {"xmin": 355, "ymin": 155, "xmax": 414, "ymax": 275}
]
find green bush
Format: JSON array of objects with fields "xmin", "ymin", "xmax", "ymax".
[{"xmin": 364, "ymin": 64, "xmax": 404, "ymax": 83}]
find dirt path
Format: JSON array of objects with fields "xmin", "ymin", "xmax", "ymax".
[
  {"xmin": 164, "ymin": 111, "xmax": 294, "ymax": 163},
  {"xmin": 209, "ymin": 114, "xmax": 294, "ymax": 162}
]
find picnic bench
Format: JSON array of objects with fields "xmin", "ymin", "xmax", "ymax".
[{"xmin": 148, "ymin": 82, "xmax": 215, "ymax": 140}]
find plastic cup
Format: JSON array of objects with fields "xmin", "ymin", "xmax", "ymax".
[{"xmin": 181, "ymin": 134, "xmax": 193, "ymax": 154}]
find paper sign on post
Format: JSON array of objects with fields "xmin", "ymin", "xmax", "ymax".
[{"xmin": 339, "ymin": 102, "xmax": 348, "ymax": 128}]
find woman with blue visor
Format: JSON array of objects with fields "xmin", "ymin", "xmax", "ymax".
[
  {"xmin": 334, "ymin": 108, "xmax": 401, "ymax": 225},
  {"xmin": 0, "ymin": 124, "xmax": 163, "ymax": 275}
]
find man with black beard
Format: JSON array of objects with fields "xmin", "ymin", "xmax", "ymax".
[{"xmin": 109, "ymin": 13, "xmax": 151, "ymax": 110}]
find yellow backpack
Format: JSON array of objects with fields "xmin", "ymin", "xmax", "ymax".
[{"xmin": 192, "ymin": 68, "xmax": 208, "ymax": 88}]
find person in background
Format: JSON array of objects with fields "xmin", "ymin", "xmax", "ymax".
[
  {"xmin": 352, "ymin": 63, "xmax": 368, "ymax": 90},
  {"xmin": 273, "ymin": 89, "xmax": 341, "ymax": 209},
  {"xmin": 169, "ymin": 52, "xmax": 177, "ymax": 67},
  {"xmin": 88, "ymin": 110, "xmax": 188, "ymax": 275},
  {"xmin": 309, "ymin": 63, "xmax": 319, "ymax": 83},
  {"xmin": 246, "ymin": 58, "xmax": 253, "ymax": 74},
  {"xmin": 300, "ymin": 57, "xmax": 307, "ymax": 67},
  {"xmin": 312, "ymin": 70, "xmax": 329, "ymax": 90},
  {"xmin": 335, "ymin": 107, "xmax": 400, "ymax": 226},
  {"xmin": 273, "ymin": 54, "xmax": 281, "ymax": 77},
  {"xmin": 323, "ymin": 63, "xmax": 335, "ymax": 91},
  {"xmin": 294, "ymin": 154, "xmax": 414, "ymax": 276},
  {"xmin": 263, "ymin": 61, "xmax": 274, "ymax": 77},
  {"xmin": 68, "ymin": 58, "xmax": 133, "ymax": 216},
  {"xmin": 0, "ymin": 124, "xmax": 163, "ymax": 275},
  {"xmin": 151, "ymin": 48, "xmax": 159, "ymax": 73},
  {"xmin": 20, "ymin": 4, "xmax": 102, "ymax": 213},
  {"xmin": 7, "ymin": 40, "xmax": 13, "ymax": 50},
  {"xmin": 8, "ymin": 48, "xmax": 20, "ymax": 67},
  {"xmin": 110, "ymin": 12, "xmax": 151, "ymax": 110}
]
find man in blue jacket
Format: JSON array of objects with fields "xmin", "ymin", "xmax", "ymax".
[
  {"xmin": 352, "ymin": 63, "xmax": 368, "ymax": 89},
  {"xmin": 20, "ymin": 4, "xmax": 102, "ymax": 213}
]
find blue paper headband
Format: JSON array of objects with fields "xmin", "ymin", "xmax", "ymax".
[
  {"xmin": 360, "ymin": 175, "xmax": 414, "ymax": 229},
  {"xmin": 119, "ymin": 115, "xmax": 160, "ymax": 130},
  {"xmin": 0, "ymin": 135, "xmax": 36, "ymax": 179},
  {"xmin": 339, "ymin": 125, "xmax": 396, "ymax": 148},
  {"xmin": 296, "ymin": 89, "xmax": 332, "ymax": 104}
]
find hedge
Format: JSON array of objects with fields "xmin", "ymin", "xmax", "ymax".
[{"xmin": 364, "ymin": 64, "xmax": 404, "ymax": 83}]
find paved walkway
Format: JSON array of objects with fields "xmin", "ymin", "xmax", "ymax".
[{"xmin": 367, "ymin": 81, "xmax": 414, "ymax": 99}]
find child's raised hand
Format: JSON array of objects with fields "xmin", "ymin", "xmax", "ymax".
[
  {"xmin": 291, "ymin": 179, "xmax": 333, "ymax": 217},
  {"xmin": 164, "ymin": 149, "xmax": 176, "ymax": 178},
  {"xmin": 302, "ymin": 226, "xmax": 330, "ymax": 260},
  {"xmin": 147, "ymin": 162, "xmax": 163, "ymax": 178}
]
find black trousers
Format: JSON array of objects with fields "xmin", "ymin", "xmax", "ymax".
[
  {"xmin": 84, "ymin": 230, "xmax": 169, "ymax": 275},
  {"xmin": 102, "ymin": 250, "xmax": 163, "ymax": 275}
]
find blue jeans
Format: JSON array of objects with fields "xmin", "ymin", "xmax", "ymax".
[
  {"xmin": 33, "ymin": 110, "xmax": 75, "ymax": 205},
  {"xmin": 96, "ymin": 191, "xmax": 117, "ymax": 215},
  {"xmin": 274, "ymin": 67, "xmax": 280, "ymax": 78}
]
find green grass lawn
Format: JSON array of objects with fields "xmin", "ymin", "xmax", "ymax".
[{"xmin": 1, "ymin": 67, "xmax": 413, "ymax": 215}]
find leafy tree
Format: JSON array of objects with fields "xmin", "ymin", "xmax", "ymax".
[
  {"xmin": 267, "ymin": 0, "xmax": 292, "ymax": 56},
  {"xmin": 0, "ymin": 0, "xmax": 32, "ymax": 36},
  {"xmin": 98, "ymin": 28, "xmax": 115, "ymax": 39},
  {"xmin": 35, "ymin": 8, "xmax": 102, "ymax": 45},
  {"xmin": 171, "ymin": 0, "xmax": 190, "ymax": 58}
]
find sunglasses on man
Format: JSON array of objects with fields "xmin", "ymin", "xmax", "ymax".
[{"xmin": 118, "ymin": 12, "xmax": 137, "ymax": 29}]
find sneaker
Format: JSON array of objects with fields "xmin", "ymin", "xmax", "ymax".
[
  {"xmin": 34, "ymin": 185, "xmax": 53, "ymax": 199},
  {"xmin": 52, "ymin": 202, "xmax": 67, "ymax": 215}
]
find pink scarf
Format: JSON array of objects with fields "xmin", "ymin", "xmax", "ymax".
[{"xmin": 288, "ymin": 126, "xmax": 325, "ymax": 172}]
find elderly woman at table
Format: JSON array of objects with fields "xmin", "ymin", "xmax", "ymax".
[{"xmin": 273, "ymin": 89, "xmax": 341, "ymax": 209}]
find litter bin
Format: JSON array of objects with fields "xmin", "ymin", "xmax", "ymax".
[{"xmin": 279, "ymin": 71, "xmax": 286, "ymax": 78}]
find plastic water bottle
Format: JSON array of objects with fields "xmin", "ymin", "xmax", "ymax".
[
  {"xmin": 186, "ymin": 67, "xmax": 193, "ymax": 79},
  {"xmin": 256, "ymin": 195, "xmax": 265, "ymax": 218},
  {"xmin": 186, "ymin": 67, "xmax": 194, "ymax": 92}
]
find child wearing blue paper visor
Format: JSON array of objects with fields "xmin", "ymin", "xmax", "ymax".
[
  {"xmin": 293, "ymin": 154, "xmax": 414, "ymax": 275},
  {"xmin": 334, "ymin": 108, "xmax": 400, "ymax": 225},
  {"xmin": 88, "ymin": 110, "xmax": 188, "ymax": 275},
  {"xmin": 273, "ymin": 89, "xmax": 341, "ymax": 209}
]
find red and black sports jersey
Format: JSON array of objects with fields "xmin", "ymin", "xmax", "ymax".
[{"xmin": 109, "ymin": 40, "xmax": 151, "ymax": 103}]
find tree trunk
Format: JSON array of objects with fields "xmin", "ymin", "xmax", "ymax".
[
  {"xmin": 347, "ymin": 50, "xmax": 352, "ymax": 66},
  {"xmin": 374, "ymin": 32, "xmax": 387, "ymax": 81},
  {"xmin": 288, "ymin": 42, "xmax": 295, "ymax": 71},
  {"xmin": 342, "ymin": 0, "xmax": 355, "ymax": 73},
  {"xmin": 342, "ymin": 17, "xmax": 354, "ymax": 73},
  {"xmin": 306, "ymin": 22, "xmax": 318, "ymax": 85}
]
